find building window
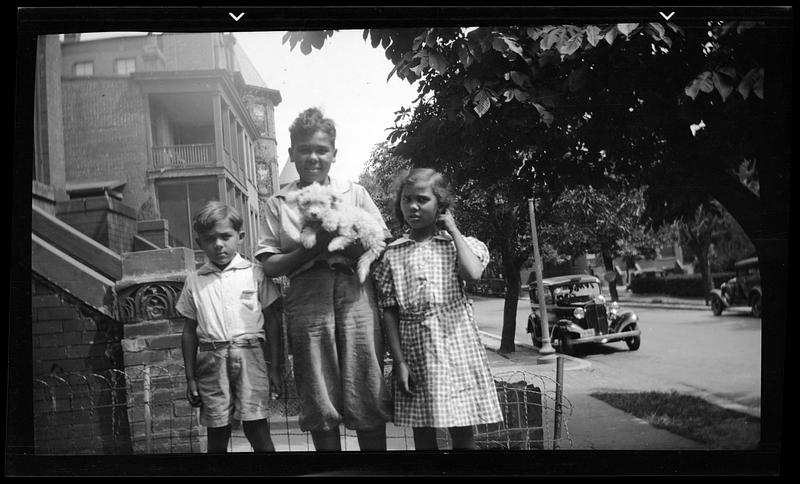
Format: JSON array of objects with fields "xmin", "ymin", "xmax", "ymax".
[
  {"xmin": 114, "ymin": 58, "xmax": 136, "ymax": 75},
  {"xmin": 156, "ymin": 179, "xmax": 218, "ymax": 250},
  {"xmin": 73, "ymin": 61, "xmax": 93, "ymax": 76}
]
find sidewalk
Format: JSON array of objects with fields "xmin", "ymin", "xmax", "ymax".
[
  {"xmin": 479, "ymin": 332, "xmax": 707, "ymax": 451},
  {"xmin": 231, "ymin": 329, "xmax": 706, "ymax": 452}
]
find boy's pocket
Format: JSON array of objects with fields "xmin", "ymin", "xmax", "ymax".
[{"xmin": 240, "ymin": 290, "xmax": 258, "ymax": 311}]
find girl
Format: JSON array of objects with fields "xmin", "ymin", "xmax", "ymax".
[{"xmin": 373, "ymin": 168, "xmax": 504, "ymax": 450}]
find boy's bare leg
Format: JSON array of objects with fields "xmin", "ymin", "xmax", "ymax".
[
  {"xmin": 356, "ymin": 425, "xmax": 387, "ymax": 451},
  {"xmin": 207, "ymin": 425, "xmax": 232, "ymax": 453},
  {"xmin": 449, "ymin": 426, "xmax": 476, "ymax": 450},
  {"xmin": 242, "ymin": 419, "xmax": 275, "ymax": 452},
  {"xmin": 311, "ymin": 428, "xmax": 341, "ymax": 451},
  {"xmin": 412, "ymin": 427, "xmax": 438, "ymax": 450}
]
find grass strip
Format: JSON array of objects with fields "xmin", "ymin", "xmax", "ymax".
[{"xmin": 591, "ymin": 390, "xmax": 760, "ymax": 449}]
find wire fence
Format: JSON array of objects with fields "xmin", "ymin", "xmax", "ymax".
[{"xmin": 33, "ymin": 363, "xmax": 572, "ymax": 454}]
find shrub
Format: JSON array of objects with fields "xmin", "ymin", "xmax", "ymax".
[{"xmin": 629, "ymin": 272, "xmax": 735, "ymax": 297}]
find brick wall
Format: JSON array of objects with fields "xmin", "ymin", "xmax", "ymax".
[
  {"xmin": 32, "ymin": 276, "xmax": 123, "ymax": 377},
  {"xmin": 56, "ymin": 197, "xmax": 138, "ymax": 254},
  {"xmin": 31, "ymin": 274, "xmax": 131, "ymax": 454},
  {"xmin": 61, "ymin": 77, "xmax": 151, "ymax": 214}
]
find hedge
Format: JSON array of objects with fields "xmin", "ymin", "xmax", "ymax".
[{"xmin": 628, "ymin": 272, "xmax": 736, "ymax": 297}]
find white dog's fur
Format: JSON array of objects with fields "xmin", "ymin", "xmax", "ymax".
[{"xmin": 286, "ymin": 182, "xmax": 387, "ymax": 283}]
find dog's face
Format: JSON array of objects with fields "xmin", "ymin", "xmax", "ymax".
[{"xmin": 288, "ymin": 183, "xmax": 343, "ymax": 222}]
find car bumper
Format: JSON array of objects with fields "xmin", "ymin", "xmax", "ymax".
[{"xmin": 571, "ymin": 328, "xmax": 641, "ymax": 345}]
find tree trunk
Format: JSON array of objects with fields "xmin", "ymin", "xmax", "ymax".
[
  {"xmin": 697, "ymin": 250, "xmax": 714, "ymax": 305},
  {"xmin": 499, "ymin": 266, "xmax": 521, "ymax": 354},
  {"xmin": 601, "ymin": 248, "xmax": 619, "ymax": 301}
]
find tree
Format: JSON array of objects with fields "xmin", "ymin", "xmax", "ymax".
[
  {"xmin": 282, "ymin": 13, "xmax": 788, "ymax": 371},
  {"xmin": 541, "ymin": 185, "xmax": 667, "ymax": 301}
]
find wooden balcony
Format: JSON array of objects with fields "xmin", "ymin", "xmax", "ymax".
[{"xmin": 152, "ymin": 143, "xmax": 216, "ymax": 168}]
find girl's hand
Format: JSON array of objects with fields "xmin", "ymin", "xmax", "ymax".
[
  {"xmin": 437, "ymin": 209, "xmax": 458, "ymax": 234},
  {"xmin": 395, "ymin": 361, "xmax": 416, "ymax": 395}
]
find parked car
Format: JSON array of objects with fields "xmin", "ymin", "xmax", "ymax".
[
  {"xmin": 466, "ymin": 278, "xmax": 507, "ymax": 297},
  {"xmin": 526, "ymin": 274, "xmax": 641, "ymax": 355},
  {"xmin": 709, "ymin": 257, "xmax": 761, "ymax": 317}
]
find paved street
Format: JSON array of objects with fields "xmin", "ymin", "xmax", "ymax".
[{"xmin": 471, "ymin": 295, "xmax": 761, "ymax": 417}]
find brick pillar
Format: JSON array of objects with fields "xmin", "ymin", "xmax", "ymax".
[
  {"xmin": 136, "ymin": 219, "xmax": 170, "ymax": 249},
  {"xmin": 56, "ymin": 196, "xmax": 138, "ymax": 254},
  {"xmin": 116, "ymin": 247, "xmax": 205, "ymax": 453}
]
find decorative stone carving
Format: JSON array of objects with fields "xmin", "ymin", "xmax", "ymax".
[{"xmin": 118, "ymin": 282, "xmax": 183, "ymax": 323}]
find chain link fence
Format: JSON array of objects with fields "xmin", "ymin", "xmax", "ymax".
[{"xmin": 33, "ymin": 362, "xmax": 572, "ymax": 453}]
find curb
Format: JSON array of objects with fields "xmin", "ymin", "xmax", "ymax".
[
  {"xmin": 617, "ymin": 302, "xmax": 708, "ymax": 311},
  {"xmin": 478, "ymin": 330, "xmax": 592, "ymax": 371}
]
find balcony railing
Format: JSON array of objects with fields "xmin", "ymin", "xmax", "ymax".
[{"xmin": 152, "ymin": 144, "xmax": 215, "ymax": 168}]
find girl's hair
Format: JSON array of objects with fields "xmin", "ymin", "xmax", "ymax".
[
  {"xmin": 192, "ymin": 201, "xmax": 243, "ymax": 234},
  {"xmin": 289, "ymin": 107, "xmax": 336, "ymax": 147},
  {"xmin": 392, "ymin": 168, "xmax": 453, "ymax": 225}
]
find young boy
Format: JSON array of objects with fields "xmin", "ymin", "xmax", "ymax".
[{"xmin": 177, "ymin": 201, "xmax": 282, "ymax": 453}]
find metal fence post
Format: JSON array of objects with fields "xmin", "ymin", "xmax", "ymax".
[
  {"xmin": 143, "ymin": 366, "xmax": 152, "ymax": 454},
  {"xmin": 553, "ymin": 356, "xmax": 564, "ymax": 449}
]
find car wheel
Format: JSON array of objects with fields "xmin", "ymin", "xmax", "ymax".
[
  {"xmin": 625, "ymin": 335, "xmax": 641, "ymax": 351},
  {"xmin": 557, "ymin": 331, "xmax": 575, "ymax": 356},
  {"xmin": 711, "ymin": 296, "xmax": 724, "ymax": 316},
  {"xmin": 750, "ymin": 294, "xmax": 762, "ymax": 318}
]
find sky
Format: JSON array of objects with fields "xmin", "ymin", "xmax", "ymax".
[{"xmin": 234, "ymin": 30, "xmax": 420, "ymax": 182}]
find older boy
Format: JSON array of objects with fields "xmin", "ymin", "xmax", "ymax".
[
  {"xmin": 256, "ymin": 107, "xmax": 393, "ymax": 451},
  {"xmin": 177, "ymin": 201, "xmax": 281, "ymax": 453}
]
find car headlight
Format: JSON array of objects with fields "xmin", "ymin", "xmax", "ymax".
[
  {"xmin": 573, "ymin": 307, "xmax": 585, "ymax": 319},
  {"xmin": 597, "ymin": 295, "xmax": 606, "ymax": 304}
]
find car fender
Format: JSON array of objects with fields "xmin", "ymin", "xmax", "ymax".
[
  {"xmin": 557, "ymin": 320, "xmax": 581, "ymax": 337},
  {"xmin": 748, "ymin": 286, "xmax": 762, "ymax": 300},
  {"xmin": 709, "ymin": 289, "xmax": 729, "ymax": 307},
  {"xmin": 615, "ymin": 312, "xmax": 639, "ymax": 332}
]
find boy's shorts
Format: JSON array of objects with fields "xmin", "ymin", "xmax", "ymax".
[{"xmin": 195, "ymin": 339, "xmax": 270, "ymax": 428}]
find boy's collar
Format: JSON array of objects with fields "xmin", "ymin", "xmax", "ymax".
[
  {"xmin": 276, "ymin": 177, "xmax": 353, "ymax": 199},
  {"xmin": 388, "ymin": 230, "xmax": 452, "ymax": 247},
  {"xmin": 197, "ymin": 253, "xmax": 250, "ymax": 275}
]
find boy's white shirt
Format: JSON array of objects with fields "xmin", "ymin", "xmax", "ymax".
[{"xmin": 175, "ymin": 253, "xmax": 280, "ymax": 342}]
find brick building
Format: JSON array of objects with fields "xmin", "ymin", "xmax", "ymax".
[
  {"xmin": 30, "ymin": 32, "xmax": 282, "ymax": 454},
  {"xmin": 58, "ymin": 32, "xmax": 281, "ymax": 259}
]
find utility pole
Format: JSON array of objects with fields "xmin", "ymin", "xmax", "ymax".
[{"xmin": 528, "ymin": 198, "xmax": 556, "ymax": 361}]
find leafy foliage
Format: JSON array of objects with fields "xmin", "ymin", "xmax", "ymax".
[{"xmin": 284, "ymin": 16, "xmax": 784, "ymax": 351}]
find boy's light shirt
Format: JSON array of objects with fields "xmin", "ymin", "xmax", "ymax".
[
  {"xmin": 255, "ymin": 178, "xmax": 390, "ymax": 277},
  {"xmin": 176, "ymin": 253, "xmax": 279, "ymax": 342}
]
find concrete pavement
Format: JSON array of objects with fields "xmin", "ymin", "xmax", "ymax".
[{"xmin": 229, "ymin": 317, "xmax": 709, "ymax": 452}]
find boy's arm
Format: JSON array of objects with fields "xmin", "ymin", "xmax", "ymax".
[
  {"xmin": 383, "ymin": 306, "xmax": 414, "ymax": 395},
  {"xmin": 257, "ymin": 238, "xmax": 331, "ymax": 278},
  {"xmin": 181, "ymin": 318, "xmax": 202, "ymax": 407}
]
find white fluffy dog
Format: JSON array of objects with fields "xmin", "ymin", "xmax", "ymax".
[{"xmin": 287, "ymin": 182, "xmax": 387, "ymax": 283}]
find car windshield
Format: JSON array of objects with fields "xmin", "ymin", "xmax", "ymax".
[{"xmin": 552, "ymin": 282, "xmax": 601, "ymax": 305}]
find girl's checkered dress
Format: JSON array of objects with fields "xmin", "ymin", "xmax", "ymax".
[{"xmin": 373, "ymin": 232, "xmax": 504, "ymax": 428}]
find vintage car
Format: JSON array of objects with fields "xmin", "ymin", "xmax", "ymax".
[
  {"xmin": 709, "ymin": 257, "xmax": 761, "ymax": 317},
  {"xmin": 525, "ymin": 274, "xmax": 641, "ymax": 355}
]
